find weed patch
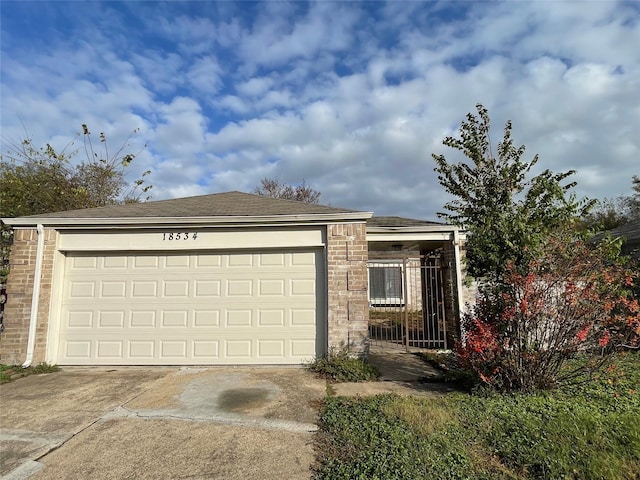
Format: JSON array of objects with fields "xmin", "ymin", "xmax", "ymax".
[
  {"xmin": 314, "ymin": 353, "xmax": 640, "ymax": 479},
  {"xmin": 308, "ymin": 349, "xmax": 380, "ymax": 383},
  {"xmin": 0, "ymin": 362, "xmax": 61, "ymax": 383},
  {"xmin": 314, "ymin": 395, "xmax": 496, "ymax": 479}
]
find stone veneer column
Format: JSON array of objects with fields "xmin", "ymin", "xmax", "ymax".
[
  {"xmin": 0, "ymin": 227, "xmax": 56, "ymax": 365},
  {"xmin": 326, "ymin": 222, "xmax": 369, "ymax": 355}
]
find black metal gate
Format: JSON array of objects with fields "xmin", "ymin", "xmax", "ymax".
[{"xmin": 368, "ymin": 253, "xmax": 447, "ymax": 351}]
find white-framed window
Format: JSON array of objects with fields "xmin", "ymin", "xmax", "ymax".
[{"xmin": 368, "ymin": 262, "xmax": 403, "ymax": 305}]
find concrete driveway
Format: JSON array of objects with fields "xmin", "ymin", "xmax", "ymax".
[{"xmin": 0, "ymin": 366, "xmax": 326, "ymax": 479}]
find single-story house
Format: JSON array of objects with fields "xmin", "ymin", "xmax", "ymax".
[{"xmin": 0, "ymin": 191, "xmax": 468, "ymax": 366}]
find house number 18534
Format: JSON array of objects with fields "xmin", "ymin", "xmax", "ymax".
[{"xmin": 162, "ymin": 232, "xmax": 198, "ymax": 241}]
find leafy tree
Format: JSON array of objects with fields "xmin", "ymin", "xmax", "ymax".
[
  {"xmin": 434, "ymin": 106, "xmax": 640, "ymax": 392},
  {"xmin": 433, "ymin": 104, "xmax": 593, "ymax": 280},
  {"xmin": 627, "ymin": 174, "xmax": 640, "ymax": 222},
  {"xmin": 254, "ymin": 177, "xmax": 321, "ymax": 204},
  {"xmin": 580, "ymin": 197, "xmax": 630, "ymax": 231},
  {"xmin": 580, "ymin": 175, "xmax": 640, "ymax": 231},
  {"xmin": 1, "ymin": 125, "xmax": 151, "ymax": 217},
  {"xmin": 1, "ymin": 125, "xmax": 152, "ymax": 281}
]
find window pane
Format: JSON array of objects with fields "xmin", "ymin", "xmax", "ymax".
[
  {"xmin": 385, "ymin": 267, "xmax": 401, "ymax": 298},
  {"xmin": 369, "ymin": 265, "xmax": 402, "ymax": 302},
  {"xmin": 369, "ymin": 267, "xmax": 387, "ymax": 299}
]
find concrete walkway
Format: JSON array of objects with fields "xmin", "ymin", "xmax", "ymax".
[{"xmin": 332, "ymin": 348, "xmax": 460, "ymax": 397}]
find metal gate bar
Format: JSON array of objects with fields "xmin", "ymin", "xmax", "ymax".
[{"xmin": 368, "ymin": 253, "xmax": 447, "ymax": 351}]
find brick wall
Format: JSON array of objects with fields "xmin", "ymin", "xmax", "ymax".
[
  {"xmin": 0, "ymin": 228, "xmax": 56, "ymax": 365},
  {"xmin": 326, "ymin": 222, "xmax": 369, "ymax": 355}
]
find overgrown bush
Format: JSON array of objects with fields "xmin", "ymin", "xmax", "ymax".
[
  {"xmin": 458, "ymin": 234, "xmax": 640, "ymax": 392},
  {"xmin": 308, "ymin": 348, "xmax": 380, "ymax": 383}
]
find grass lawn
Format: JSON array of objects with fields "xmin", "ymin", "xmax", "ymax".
[{"xmin": 313, "ymin": 353, "xmax": 640, "ymax": 480}]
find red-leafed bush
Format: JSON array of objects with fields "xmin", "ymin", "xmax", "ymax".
[{"xmin": 458, "ymin": 234, "xmax": 640, "ymax": 392}]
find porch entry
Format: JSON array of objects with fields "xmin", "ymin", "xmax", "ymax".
[{"xmin": 367, "ymin": 253, "xmax": 447, "ymax": 351}]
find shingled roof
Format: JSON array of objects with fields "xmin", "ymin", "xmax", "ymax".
[{"xmin": 14, "ymin": 191, "xmax": 361, "ymax": 219}]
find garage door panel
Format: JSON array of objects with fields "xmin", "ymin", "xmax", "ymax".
[
  {"xmin": 132, "ymin": 281, "xmax": 158, "ymax": 297},
  {"xmin": 97, "ymin": 341, "xmax": 123, "ymax": 358},
  {"xmin": 133, "ymin": 256, "xmax": 159, "ymax": 268},
  {"xmin": 291, "ymin": 339, "xmax": 316, "ymax": 356},
  {"xmin": 130, "ymin": 311, "xmax": 157, "ymax": 327},
  {"xmin": 68, "ymin": 311, "xmax": 94, "ymax": 328},
  {"xmin": 98, "ymin": 311, "xmax": 125, "ymax": 327},
  {"xmin": 259, "ymin": 253, "xmax": 285, "ymax": 266},
  {"xmin": 65, "ymin": 341, "xmax": 91, "ymax": 359},
  {"xmin": 258, "ymin": 340, "xmax": 285, "ymax": 357},
  {"xmin": 193, "ymin": 310, "xmax": 220, "ymax": 327},
  {"xmin": 130, "ymin": 341, "xmax": 155, "ymax": 358},
  {"xmin": 196, "ymin": 254, "xmax": 222, "ymax": 267},
  {"xmin": 103, "ymin": 256, "xmax": 128, "ymax": 269},
  {"xmin": 70, "ymin": 256, "xmax": 98, "ymax": 269},
  {"xmin": 258, "ymin": 309, "xmax": 285, "ymax": 326},
  {"xmin": 164, "ymin": 255, "xmax": 191, "ymax": 268},
  {"xmin": 69, "ymin": 281, "xmax": 95, "ymax": 298},
  {"xmin": 57, "ymin": 250, "xmax": 321, "ymax": 365},
  {"xmin": 194, "ymin": 280, "xmax": 221, "ymax": 297},
  {"xmin": 58, "ymin": 333, "xmax": 317, "ymax": 365}
]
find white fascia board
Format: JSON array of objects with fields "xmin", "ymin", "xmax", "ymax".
[
  {"xmin": 367, "ymin": 232, "xmax": 455, "ymax": 242},
  {"xmin": 367, "ymin": 225, "xmax": 458, "ymax": 233},
  {"xmin": 2, "ymin": 212, "xmax": 373, "ymax": 228},
  {"xmin": 366, "ymin": 225, "xmax": 467, "ymax": 242}
]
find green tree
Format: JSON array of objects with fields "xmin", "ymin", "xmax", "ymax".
[
  {"xmin": 433, "ymin": 104, "xmax": 593, "ymax": 280},
  {"xmin": 254, "ymin": 177, "xmax": 321, "ymax": 204},
  {"xmin": 580, "ymin": 175, "xmax": 640, "ymax": 231},
  {"xmin": 581, "ymin": 197, "xmax": 630, "ymax": 231},
  {"xmin": 627, "ymin": 174, "xmax": 640, "ymax": 222},
  {"xmin": 1, "ymin": 125, "xmax": 152, "ymax": 280}
]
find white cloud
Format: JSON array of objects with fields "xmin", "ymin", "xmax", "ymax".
[
  {"xmin": 236, "ymin": 76, "xmax": 274, "ymax": 97},
  {"xmin": 153, "ymin": 97, "xmax": 207, "ymax": 156},
  {"xmin": 2, "ymin": 1, "xmax": 639, "ymax": 219},
  {"xmin": 187, "ymin": 56, "xmax": 223, "ymax": 94}
]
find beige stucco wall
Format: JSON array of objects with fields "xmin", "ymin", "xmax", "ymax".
[{"xmin": 0, "ymin": 228, "xmax": 56, "ymax": 365}]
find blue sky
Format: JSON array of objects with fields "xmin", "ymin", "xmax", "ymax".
[{"xmin": 1, "ymin": 1, "xmax": 639, "ymax": 220}]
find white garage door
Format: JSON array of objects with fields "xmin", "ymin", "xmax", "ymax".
[{"xmin": 55, "ymin": 250, "xmax": 323, "ymax": 365}]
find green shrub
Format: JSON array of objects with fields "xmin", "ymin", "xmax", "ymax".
[{"xmin": 308, "ymin": 348, "xmax": 380, "ymax": 382}]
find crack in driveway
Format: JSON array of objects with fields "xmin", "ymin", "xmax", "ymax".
[
  {"xmin": 101, "ymin": 405, "xmax": 318, "ymax": 432},
  {"xmin": 1, "ymin": 367, "xmax": 324, "ymax": 480}
]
